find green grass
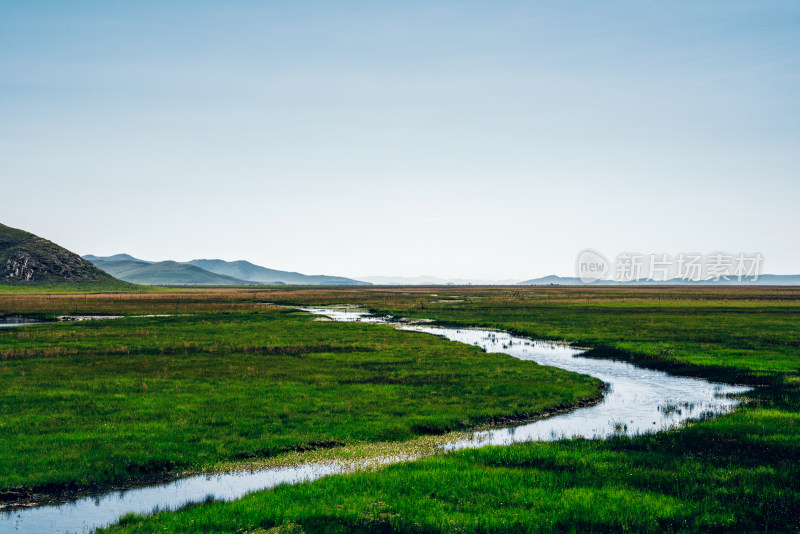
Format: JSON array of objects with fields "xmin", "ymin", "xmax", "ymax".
[
  {"xmin": 94, "ymin": 286, "xmax": 800, "ymax": 533},
  {"xmin": 0, "ymin": 303, "xmax": 601, "ymax": 501},
  {"xmin": 104, "ymin": 422, "xmax": 800, "ymax": 533},
  {"xmin": 0, "ymin": 280, "xmax": 142, "ymax": 294},
  {"xmin": 268, "ymin": 286, "xmax": 800, "ymax": 382}
]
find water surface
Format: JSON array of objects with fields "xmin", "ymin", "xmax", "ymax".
[
  {"xmin": 0, "ymin": 318, "xmax": 45, "ymax": 328},
  {"xmin": 0, "ymin": 316, "xmax": 125, "ymax": 328},
  {"xmin": 1, "ymin": 306, "xmax": 750, "ymax": 533},
  {"xmin": 300, "ymin": 307, "xmax": 750, "ymax": 445}
]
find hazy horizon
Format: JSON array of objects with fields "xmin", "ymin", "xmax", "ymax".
[
  {"xmin": 3, "ymin": 2, "xmax": 799, "ymax": 279},
  {"xmin": 74, "ymin": 251, "xmax": 800, "ymax": 283}
]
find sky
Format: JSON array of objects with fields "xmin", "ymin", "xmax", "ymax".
[{"xmin": 2, "ymin": 1, "xmax": 799, "ymax": 280}]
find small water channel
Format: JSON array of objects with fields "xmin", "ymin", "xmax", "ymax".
[
  {"xmin": 0, "ymin": 318, "xmax": 46, "ymax": 328},
  {"xmin": 0, "ymin": 316, "xmax": 126, "ymax": 328},
  {"xmin": 0, "ymin": 307, "xmax": 750, "ymax": 533}
]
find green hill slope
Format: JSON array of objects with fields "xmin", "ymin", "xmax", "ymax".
[
  {"xmin": 0, "ymin": 223, "xmax": 127, "ymax": 288},
  {"xmin": 88, "ymin": 259, "xmax": 260, "ymax": 286},
  {"xmin": 88, "ymin": 259, "xmax": 152, "ymax": 278},
  {"xmin": 187, "ymin": 259, "xmax": 369, "ymax": 285},
  {"xmin": 83, "ymin": 253, "xmax": 149, "ymax": 264}
]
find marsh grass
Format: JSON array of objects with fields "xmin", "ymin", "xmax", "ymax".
[
  {"xmin": 0, "ymin": 304, "xmax": 601, "ymax": 504},
  {"xmin": 96, "ymin": 286, "xmax": 800, "ymax": 533}
]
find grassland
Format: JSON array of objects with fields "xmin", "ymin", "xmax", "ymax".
[
  {"xmin": 0, "ymin": 293, "xmax": 601, "ymax": 506},
  {"xmin": 86, "ymin": 286, "xmax": 800, "ymax": 533}
]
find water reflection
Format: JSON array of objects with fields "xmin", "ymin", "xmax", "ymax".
[
  {"xmin": 0, "ymin": 318, "xmax": 44, "ymax": 328},
  {"xmin": 1, "ymin": 306, "xmax": 750, "ymax": 533}
]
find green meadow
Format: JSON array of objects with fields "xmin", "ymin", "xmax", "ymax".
[
  {"xmin": 99, "ymin": 286, "xmax": 799, "ymax": 533},
  {"xmin": 1, "ymin": 286, "xmax": 799, "ymax": 532},
  {"xmin": 0, "ymin": 294, "xmax": 600, "ymax": 504}
]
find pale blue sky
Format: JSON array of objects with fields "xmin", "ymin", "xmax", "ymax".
[{"xmin": 2, "ymin": 1, "xmax": 798, "ymax": 279}]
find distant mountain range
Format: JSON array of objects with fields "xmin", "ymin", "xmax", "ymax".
[
  {"xmin": 517, "ymin": 274, "xmax": 800, "ymax": 286},
  {"xmin": 4, "ymin": 221, "xmax": 798, "ymax": 288},
  {"xmin": 84, "ymin": 255, "xmax": 370, "ymax": 286},
  {"xmin": 188, "ymin": 259, "xmax": 366, "ymax": 286},
  {"xmin": 85, "ymin": 258, "xmax": 262, "ymax": 286}
]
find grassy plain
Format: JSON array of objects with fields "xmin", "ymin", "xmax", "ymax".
[
  {"xmin": 91, "ymin": 285, "xmax": 800, "ymax": 533},
  {"xmin": 0, "ymin": 291, "xmax": 601, "ymax": 504}
]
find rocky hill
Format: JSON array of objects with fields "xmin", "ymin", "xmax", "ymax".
[{"xmin": 0, "ymin": 223, "xmax": 119, "ymax": 285}]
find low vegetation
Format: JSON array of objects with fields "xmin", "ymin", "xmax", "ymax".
[
  {"xmin": 0, "ymin": 299, "xmax": 600, "ymax": 504},
  {"xmin": 92, "ymin": 286, "xmax": 800, "ymax": 533}
]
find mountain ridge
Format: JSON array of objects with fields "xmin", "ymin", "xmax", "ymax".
[
  {"xmin": 83, "ymin": 253, "xmax": 150, "ymax": 264},
  {"xmin": 187, "ymin": 259, "xmax": 369, "ymax": 286},
  {"xmin": 91, "ymin": 259, "xmax": 261, "ymax": 286},
  {"xmin": 84, "ymin": 255, "xmax": 369, "ymax": 286}
]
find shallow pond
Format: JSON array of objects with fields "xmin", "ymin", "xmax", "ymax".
[{"xmin": 0, "ymin": 306, "xmax": 750, "ymax": 533}]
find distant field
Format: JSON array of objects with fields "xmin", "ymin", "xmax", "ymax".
[
  {"xmin": 80, "ymin": 285, "xmax": 800, "ymax": 533},
  {"xmin": 0, "ymin": 293, "xmax": 601, "ymax": 503}
]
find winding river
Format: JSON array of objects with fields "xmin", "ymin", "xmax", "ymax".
[{"xmin": 0, "ymin": 307, "xmax": 750, "ymax": 533}]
